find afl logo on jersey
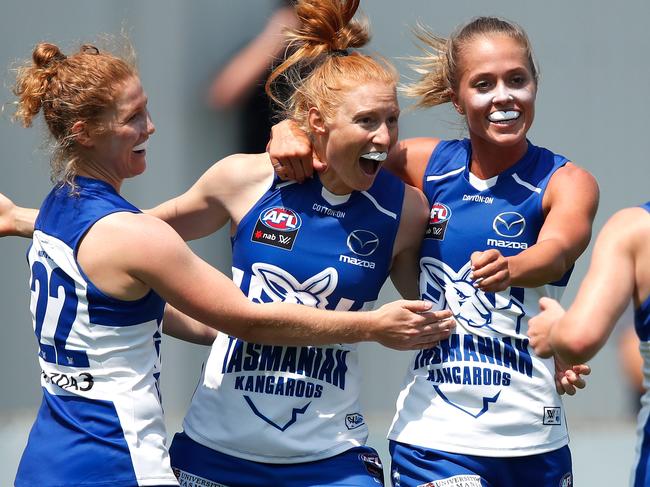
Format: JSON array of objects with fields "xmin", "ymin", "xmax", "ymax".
[
  {"xmin": 425, "ymin": 202, "xmax": 451, "ymax": 240},
  {"xmin": 493, "ymin": 211, "xmax": 525, "ymax": 238},
  {"xmin": 252, "ymin": 207, "xmax": 301, "ymax": 250},
  {"xmin": 347, "ymin": 230, "xmax": 379, "ymax": 256},
  {"xmin": 260, "ymin": 207, "xmax": 302, "ymax": 231}
]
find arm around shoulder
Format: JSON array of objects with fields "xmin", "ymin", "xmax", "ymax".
[
  {"xmin": 122, "ymin": 212, "xmax": 448, "ymax": 350},
  {"xmin": 147, "ymin": 153, "xmax": 272, "ymax": 240},
  {"xmin": 163, "ymin": 304, "xmax": 218, "ymax": 346},
  {"xmin": 0, "ymin": 192, "xmax": 37, "ymax": 238},
  {"xmin": 384, "ymin": 137, "xmax": 440, "ymax": 190}
]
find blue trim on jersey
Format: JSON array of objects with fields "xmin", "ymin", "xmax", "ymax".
[
  {"xmin": 87, "ymin": 294, "xmax": 165, "ymax": 327},
  {"xmin": 35, "ymin": 176, "xmax": 165, "ymax": 327},
  {"xmin": 169, "ymin": 431, "xmax": 384, "ymax": 486},
  {"xmin": 233, "ymin": 169, "xmax": 404, "ymax": 309},
  {"xmin": 36, "ymin": 177, "xmax": 140, "ymax": 248},
  {"xmin": 636, "ymin": 202, "xmax": 650, "ymax": 342},
  {"xmin": 421, "ymin": 138, "xmax": 572, "ymax": 281},
  {"xmin": 636, "ymin": 299, "xmax": 650, "ymax": 342},
  {"xmin": 16, "ymin": 389, "xmax": 138, "ymax": 487},
  {"xmin": 21, "ymin": 176, "xmax": 169, "ymax": 486}
]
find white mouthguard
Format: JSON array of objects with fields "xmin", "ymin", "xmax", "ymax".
[
  {"xmin": 360, "ymin": 151, "xmax": 387, "ymax": 162},
  {"xmin": 133, "ymin": 141, "xmax": 148, "ymax": 152},
  {"xmin": 488, "ymin": 111, "xmax": 520, "ymax": 122}
]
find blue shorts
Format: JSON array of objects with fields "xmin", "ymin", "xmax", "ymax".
[
  {"xmin": 389, "ymin": 440, "xmax": 572, "ymax": 487},
  {"xmin": 169, "ymin": 431, "xmax": 384, "ymax": 486}
]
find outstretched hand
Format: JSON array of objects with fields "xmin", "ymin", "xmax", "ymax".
[
  {"xmin": 528, "ymin": 297, "xmax": 565, "ymax": 358},
  {"xmin": 370, "ymin": 300, "xmax": 455, "ymax": 351},
  {"xmin": 0, "ymin": 192, "xmax": 17, "ymax": 237},
  {"xmin": 267, "ymin": 119, "xmax": 326, "ymax": 182},
  {"xmin": 554, "ymin": 359, "xmax": 591, "ymax": 396},
  {"xmin": 0, "ymin": 192, "xmax": 37, "ymax": 238},
  {"xmin": 527, "ymin": 297, "xmax": 588, "ymax": 395}
]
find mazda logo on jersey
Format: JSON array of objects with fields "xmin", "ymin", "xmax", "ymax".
[
  {"xmin": 252, "ymin": 206, "xmax": 302, "ymax": 250},
  {"xmin": 347, "ymin": 230, "xmax": 379, "ymax": 256},
  {"xmin": 493, "ymin": 212, "xmax": 525, "ymax": 238}
]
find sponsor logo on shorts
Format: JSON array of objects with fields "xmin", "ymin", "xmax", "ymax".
[
  {"xmin": 252, "ymin": 206, "xmax": 301, "ymax": 250},
  {"xmin": 425, "ymin": 202, "xmax": 451, "ymax": 240},
  {"xmin": 172, "ymin": 468, "xmax": 228, "ymax": 487},
  {"xmin": 559, "ymin": 472, "xmax": 573, "ymax": 487},
  {"xmin": 543, "ymin": 406, "xmax": 562, "ymax": 425},
  {"xmin": 345, "ymin": 412, "xmax": 365, "ymax": 430},
  {"xmin": 358, "ymin": 452, "xmax": 384, "ymax": 484},
  {"xmin": 417, "ymin": 474, "xmax": 482, "ymax": 487}
]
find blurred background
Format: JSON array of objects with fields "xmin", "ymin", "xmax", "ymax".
[{"xmin": 0, "ymin": 1, "xmax": 646, "ymax": 485}]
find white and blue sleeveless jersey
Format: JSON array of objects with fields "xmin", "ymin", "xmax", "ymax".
[
  {"xmin": 631, "ymin": 202, "xmax": 650, "ymax": 486},
  {"xmin": 388, "ymin": 139, "xmax": 572, "ymax": 457},
  {"xmin": 15, "ymin": 177, "xmax": 176, "ymax": 487},
  {"xmin": 182, "ymin": 170, "xmax": 405, "ymax": 463}
]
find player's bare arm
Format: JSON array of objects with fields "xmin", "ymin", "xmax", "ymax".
[{"xmin": 471, "ymin": 163, "xmax": 599, "ymax": 292}]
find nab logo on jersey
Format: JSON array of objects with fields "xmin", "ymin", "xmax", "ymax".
[
  {"xmin": 252, "ymin": 207, "xmax": 301, "ymax": 250},
  {"xmin": 425, "ymin": 202, "xmax": 451, "ymax": 240}
]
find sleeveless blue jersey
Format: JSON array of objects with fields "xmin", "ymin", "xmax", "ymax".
[
  {"xmin": 15, "ymin": 177, "xmax": 175, "ymax": 487},
  {"xmin": 635, "ymin": 202, "xmax": 650, "ymax": 343},
  {"xmin": 632, "ymin": 201, "xmax": 650, "ymax": 486},
  {"xmin": 182, "ymin": 169, "xmax": 405, "ymax": 463},
  {"xmin": 389, "ymin": 139, "xmax": 573, "ymax": 456}
]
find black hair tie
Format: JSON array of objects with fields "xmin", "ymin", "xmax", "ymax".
[{"xmin": 331, "ymin": 49, "xmax": 349, "ymax": 57}]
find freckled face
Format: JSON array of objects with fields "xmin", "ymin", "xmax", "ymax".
[
  {"xmin": 317, "ymin": 81, "xmax": 399, "ymax": 195},
  {"xmin": 91, "ymin": 76, "xmax": 156, "ymax": 180},
  {"xmin": 452, "ymin": 35, "xmax": 537, "ymax": 151}
]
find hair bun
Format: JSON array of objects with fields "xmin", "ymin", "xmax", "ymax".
[{"xmin": 32, "ymin": 42, "xmax": 66, "ymax": 69}]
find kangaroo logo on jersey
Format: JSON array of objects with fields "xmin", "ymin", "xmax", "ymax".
[
  {"xmin": 420, "ymin": 258, "xmax": 524, "ymax": 334},
  {"xmin": 346, "ymin": 230, "xmax": 379, "ymax": 256},
  {"xmin": 418, "ymin": 256, "xmax": 530, "ymax": 419},
  {"xmin": 425, "ymin": 202, "xmax": 451, "ymax": 240},
  {"xmin": 493, "ymin": 211, "xmax": 526, "ymax": 238},
  {"xmin": 252, "ymin": 206, "xmax": 302, "ymax": 250},
  {"xmin": 251, "ymin": 263, "xmax": 337, "ymax": 308}
]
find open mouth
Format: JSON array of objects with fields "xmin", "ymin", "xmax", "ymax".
[
  {"xmin": 488, "ymin": 110, "xmax": 520, "ymax": 124},
  {"xmin": 359, "ymin": 151, "xmax": 387, "ymax": 175},
  {"xmin": 133, "ymin": 140, "xmax": 148, "ymax": 154}
]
